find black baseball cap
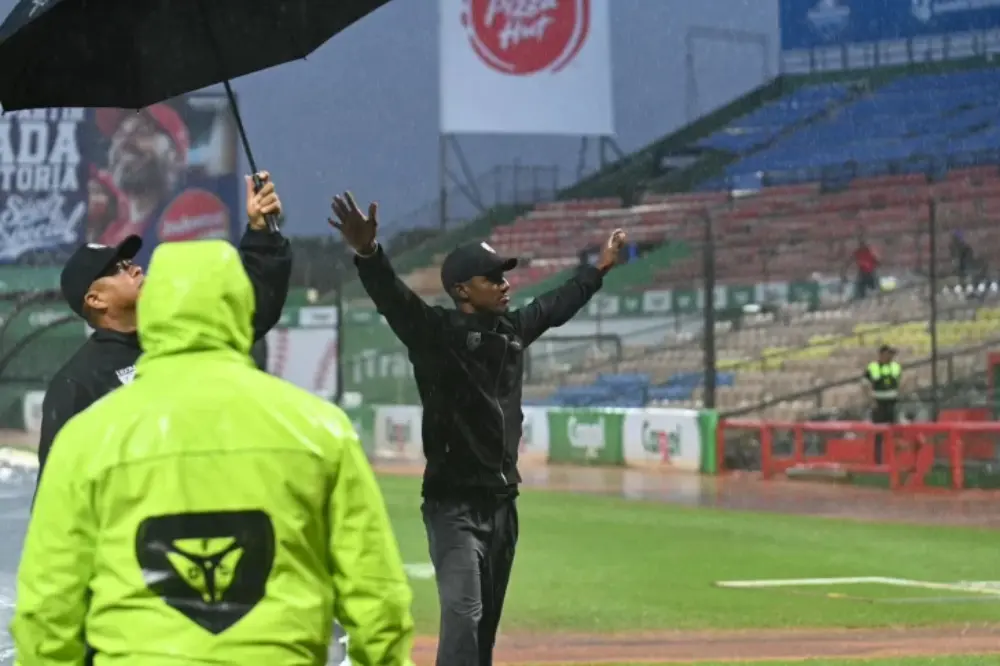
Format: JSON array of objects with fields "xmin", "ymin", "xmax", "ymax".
[
  {"xmin": 60, "ymin": 235, "xmax": 142, "ymax": 318},
  {"xmin": 440, "ymin": 241, "xmax": 518, "ymax": 292}
]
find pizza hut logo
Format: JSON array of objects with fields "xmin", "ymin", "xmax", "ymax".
[{"xmin": 461, "ymin": 0, "xmax": 590, "ymax": 75}]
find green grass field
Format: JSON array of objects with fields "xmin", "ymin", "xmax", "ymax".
[
  {"xmin": 376, "ymin": 475, "xmax": 1000, "ymax": 664},
  {"xmin": 378, "ymin": 476, "xmax": 1000, "ymax": 634}
]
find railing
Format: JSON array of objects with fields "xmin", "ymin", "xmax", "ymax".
[
  {"xmin": 522, "ymin": 166, "xmax": 1000, "ymax": 395},
  {"xmin": 720, "ymin": 296, "xmax": 992, "ymax": 374},
  {"xmin": 717, "ymin": 419, "xmax": 1000, "ymax": 491},
  {"xmin": 525, "ymin": 279, "xmax": 932, "ymax": 385},
  {"xmin": 722, "ymin": 337, "xmax": 1000, "ymax": 419}
]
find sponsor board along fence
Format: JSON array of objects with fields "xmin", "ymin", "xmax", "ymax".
[
  {"xmin": 16, "ymin": 392, "xmax": 717, "ymax": 474},
  {"xmin": 350, "ymin": 404, "xmax": 718, "ymax": 473}
]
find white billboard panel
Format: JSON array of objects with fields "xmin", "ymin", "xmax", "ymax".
[{"xmin": 440, "ymin": 0, "xmax": 614, "ymax": 136}]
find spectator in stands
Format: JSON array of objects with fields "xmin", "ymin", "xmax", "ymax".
[
  {"xmin": 848, "ymin": 237, "xmax": 880, "ymax": 300},
  {"xmin": 864, "ymin": 344, "xmax": 901, "ymax": 464}
]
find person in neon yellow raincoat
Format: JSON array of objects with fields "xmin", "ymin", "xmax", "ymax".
[{"xmin": 12, "ymin": 240, "xmax": 415, "ymax": 666}]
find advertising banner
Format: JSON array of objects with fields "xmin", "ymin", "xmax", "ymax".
[
  {"xmin": 622, "ymin": 408, "xmax": 702, "ymax": 472},
  {"xmin": 85, "ymin": 95, "xmax": 239, "ymax": 267},
  {"xmin": 372, "ymin": 405, "xmax": 424, "ymax": 463},
  {"xmin": 519, "ymin": 406, "xmax": 551, "ymax": 462},
  {"xmin": 0, "ymin": 108, "xmax": 88, "ymax": 263},
  {"xmin": 266, "ymin": 326, "xmax": 339, "ymax": 400},
  {"xmin": 21, "ymin": 390, "xmax": 44, "ymax": 433},
  {"xmin": 439, "ymin": 0, "xmax": 614, "ymax": 135},
  {"xmin": 350, "ymin": 404, "xmax": 712, "ymax": 472},
  {"xmin": 0, "ymin": 94, "xmax": 239, "ymax": 266},
  {"xmin": 547, "ymin": 407, "xmax": 625, "ymax": 466},
  {"xmin": 780, "ymin": 0, "xmax": 1000, "ymax": 51}
]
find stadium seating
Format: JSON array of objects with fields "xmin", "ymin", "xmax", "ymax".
[
  {"xmin": 526, "ymin": 287, "xmax": 1000, "ymax": 421},
  {"xmin": 398, "ymin": 166, "xmax": 1000, "ymax": 299},
  {"xmin": 720, "ymin": 69, "xmax": 1000, "ymax": 185},
  {"xmin": 696, "ymin": 83, "xmax": 852, "ymax": 154}
]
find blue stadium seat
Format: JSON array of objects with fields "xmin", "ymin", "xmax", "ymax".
[
  {"xmin": 713, "ymin": 69, "xmax": 1000, "ymax": 185},
  {"xmin": 697, "ymin": 83, "xmax": 850, "ymax": 154},
  {"xmin": 646, "ymin": 385, "xmax": 694, "ymax": 402},
  {"xmin": 543, "ymin": 371, "xmax": 734, "ymax": 407}
]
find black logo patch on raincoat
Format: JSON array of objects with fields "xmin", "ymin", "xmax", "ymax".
[{"xmin": 135, "ymin": 510, "xmax": 275, "ymax": 634}]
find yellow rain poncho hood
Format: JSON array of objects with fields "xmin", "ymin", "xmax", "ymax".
[
  {"xmin": 13, "ymin": 240, "xmax": 415, "ymax": 666},
  {"xmin": 138, "ymin": 240, "xmax": 255, "ymax": 365}
]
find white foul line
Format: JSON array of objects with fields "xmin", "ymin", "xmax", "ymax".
[{"xmin": 715, "ymin": 576, "xmax": 1000, "ymax": 596}]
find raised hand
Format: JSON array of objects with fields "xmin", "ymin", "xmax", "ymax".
[
  {"xmin": 329, "ymin": 191, "xmax": 378, "ymax": 254},
  {"xmin": 596, "ymin": 228, "xmax": 627, "ymax": 272}
]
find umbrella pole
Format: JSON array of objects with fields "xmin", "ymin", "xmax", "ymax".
[{"xmin": 223, "ymin": 79, "xmax": 280, "ymax": 233}]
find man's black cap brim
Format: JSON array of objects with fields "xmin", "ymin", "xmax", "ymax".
[{"xmin": 116, "ymin": 235, "xmax": 142, "ymax": 261}]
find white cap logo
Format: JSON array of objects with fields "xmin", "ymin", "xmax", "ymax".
[
  {"xmin": 87, "ymin": 243, "xmax": 107, "ymax": 249},
  {"xmin": 480, "ymin": 241, "xmax": 496, "ymax": 253}
]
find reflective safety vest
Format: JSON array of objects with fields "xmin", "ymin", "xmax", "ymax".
[{"xmin": 866, "ymin": 361, "xmax": 901, "ymax": 400}]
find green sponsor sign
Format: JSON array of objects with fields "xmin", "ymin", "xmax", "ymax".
[
  {"xmin": 547, "ymin": 408, "xmax": 625, "ymax": 466},
  {"xmin": 342, "ymin": 317, "xmax": 416, "ymax": 405}
]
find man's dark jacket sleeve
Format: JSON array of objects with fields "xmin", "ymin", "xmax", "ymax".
[
  {"xmin": 239, "ymin": 227, "xmax": 293, "ymax": 341},
  {"xmin": 513, "ymin": 264, "xmax": 604, "ymax": 346},
  {"xmin": 37, "ymin": 377, "xmax": 94, "ymax": 476},
  {"xmin": 354, "ymin": 243, "xmax": 442, "ymax": 349}
]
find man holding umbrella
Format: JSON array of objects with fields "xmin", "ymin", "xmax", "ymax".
[
  {"xmin": 331, "ymin": 191, "xmax": 626, "ymax": 666},
  {"xmin": 35, "ymin": 171, "xmax": 292, "ymax": 478}
]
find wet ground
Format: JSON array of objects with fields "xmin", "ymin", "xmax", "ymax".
[
  {"xmin": 3, "ymin": 451, "xmax": 999, "ymax": 664},
  {"xmin": 0, "ymin": 461, "xmax": 32, "ymax": 663}
]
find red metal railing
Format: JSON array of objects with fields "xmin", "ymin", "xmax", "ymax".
[{"xmin": 717, "ymin": 419, "xmax": 1000, "ymax": 491}]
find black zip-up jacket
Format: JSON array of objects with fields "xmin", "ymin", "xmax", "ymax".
[
  {"xmin": 355, "ymin": 244, "xmax": 603, "ymax": 499},
  {"xmin": 35, "ymin": 227, "xmax": 293, "ymax": 476}
]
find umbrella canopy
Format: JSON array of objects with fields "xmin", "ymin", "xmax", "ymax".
[
  {"xmin": 0, "ymin": 0, "xmax": 393, "ymax": 232},
  {"xmin": 0, "ymin": 0, "xmax": 393, "ymax": 110}
]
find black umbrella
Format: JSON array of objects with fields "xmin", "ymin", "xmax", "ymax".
[{"xmin": 0, "ymin": 0, "xmax": 393, "ymax": 231}]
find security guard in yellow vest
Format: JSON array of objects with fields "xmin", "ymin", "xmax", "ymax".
[{"xmin": 864, "ymin": 344, "xmax": 901, "ymax": 463}]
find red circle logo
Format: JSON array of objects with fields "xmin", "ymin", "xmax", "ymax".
[
  {"xmin": 157, "ymin": 189, "xmax": 231, "ymax": 242},
  {"xmin": 462, "ymin": 0, "xmax": 590, "ymax": 75}
]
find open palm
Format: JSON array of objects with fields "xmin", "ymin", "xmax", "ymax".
[{"xmin": 329, "ymin": 192, "xmax": 378, "ymax": 254}]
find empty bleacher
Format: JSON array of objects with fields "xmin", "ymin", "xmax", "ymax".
[
  {"xmin": 527, "ymin": 288, "xmax": 1000, "ymax": 420},
  {"xmin": 407, "ymin": 166, "xmax": 1000, "ymax": 299},
  {"xmin": 696, "ymin": 83, "xmax": 853, "ymax": 154},
  {"xmin": 721, "ymin": 69, "xmax": 1000, "ymax": 185}
]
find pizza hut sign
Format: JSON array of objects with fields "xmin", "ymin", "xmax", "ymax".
[{"xmin": 462, "ymin": 0, "xmax": 591, "ymax": 75}]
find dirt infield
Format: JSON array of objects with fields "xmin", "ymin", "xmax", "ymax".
[{"xmin": 410, "ymin": 625, "xmax": 1000, "ymax": 664}]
